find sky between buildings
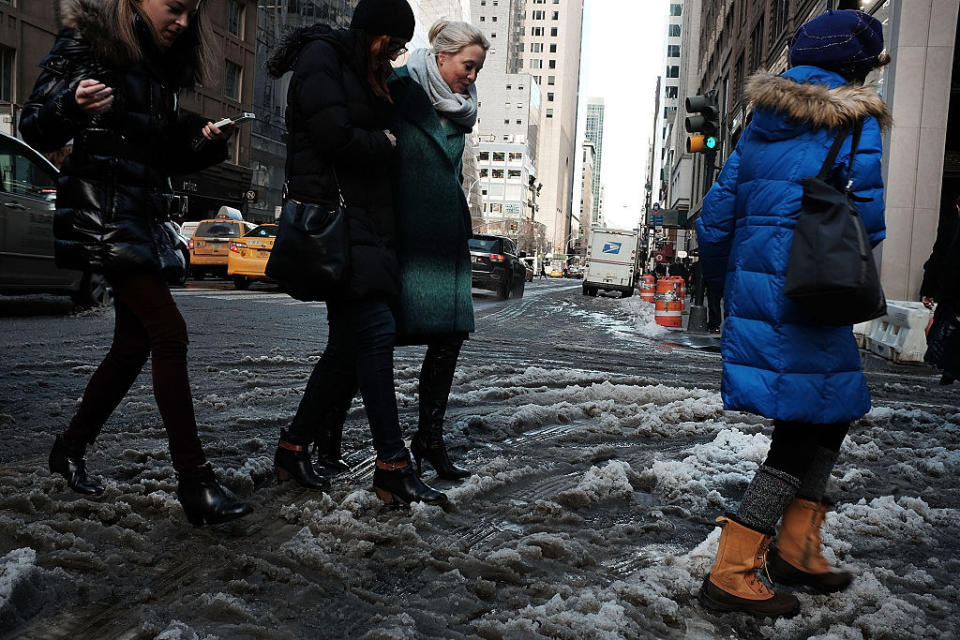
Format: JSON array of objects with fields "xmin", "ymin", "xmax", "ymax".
[{"xmin": 576, "ymin": 0, "xmax": 670, "ymax": 232}]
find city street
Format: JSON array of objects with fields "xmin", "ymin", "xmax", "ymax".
[{"xmin": 0, "ymin": 280, "xmax": 958, "ymax": 639}]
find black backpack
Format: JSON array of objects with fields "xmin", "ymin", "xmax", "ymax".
[{"xmin": 784, "ymin": 121, "xmax": 887, "ymax": 325}]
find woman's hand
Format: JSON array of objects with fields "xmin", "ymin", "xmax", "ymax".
[
  {"xmin": 922, "ymin": 296, "xmax": 936, "ymax": 310},
  {"xmin": 383, "ymin": 129, "xmax": 397, "ymax": 147},
  {"xmin": 201, "ymin": 121, "xmax": 234, "ymax": 142},
  {"xmin": 75, "ymin": 79, "xmax": 114, "ymax": 115}
]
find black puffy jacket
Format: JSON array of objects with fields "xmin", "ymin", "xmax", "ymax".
[
  {"xmin": 19, "ymin": 1, "xmax": 226, "ymax": 280},
  {"xmin": 920, "ymin": 212, "xmax": 960, "ymax": 306},
  {"xmin": 270, "ymin": 26, "xmax": 399, "ymax": 300}
]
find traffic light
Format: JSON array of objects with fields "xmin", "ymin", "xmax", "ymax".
[
  {"xmin": 509, "ymin": 222, "xmax": 518, "ymax": 233},
  {"xmin": 685, "ymin": 90, "xmax": 720, "ymax": 154}
]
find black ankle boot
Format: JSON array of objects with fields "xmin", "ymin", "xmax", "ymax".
[
  {"xmin": 176, "ymin": 463, "xmax": 253, "ymax": 527},
  {"xmin": 372, "ymin": 457, "xmax": 447, "ymax": 506},
  {"xmin": 411, "ymin": 430, "xmax": 470, "ymax": 480},
  {"xmin": 49, "ymin": 435, "xmax": 104, "ymax": 496},
  {"xmin": 314, "ymin": 428, "xmax": 349, "ymax": 473},
  {"xmin": 275, "ymin": 431, "xmax": 330, "ymax": 490}
]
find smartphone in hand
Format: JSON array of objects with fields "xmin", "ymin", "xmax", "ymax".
[{"xmin": 192, "ymin": 113, "xmax": 257, "ymax": 151}]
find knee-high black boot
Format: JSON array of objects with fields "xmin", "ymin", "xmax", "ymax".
[{"xmin": 411, "ymin": 339, "xmax": 470, "ymax": 481}]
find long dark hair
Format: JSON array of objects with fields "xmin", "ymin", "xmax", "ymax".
[{"xmin": 365, "ymin": 34, "xmax": 394, "ymax": 102}]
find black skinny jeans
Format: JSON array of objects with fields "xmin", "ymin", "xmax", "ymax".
[
  {"xmin": 287, "ymin": 298, "xmax": 406, "ymax": 461},
  {"xmin": 64, "ymin": 273, "xmax": 206, "ymax": 470},
  {"xmin": 763, "ymin": 420, "xmax": 850, "ymax": 480}
]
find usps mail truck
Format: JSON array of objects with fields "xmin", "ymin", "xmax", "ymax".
[{"xmin": 582, "ymin": 228, "xmax": 639, "ymax": 297}]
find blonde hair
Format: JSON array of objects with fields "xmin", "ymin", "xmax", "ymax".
[{"xmin": 428, "ymin": 20, "xmax": 490, "ymax": 55}]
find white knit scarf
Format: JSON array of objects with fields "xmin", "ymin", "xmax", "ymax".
[{"xmin": 405, "ymin": 48, "xmax": 478, "ymax": 128}]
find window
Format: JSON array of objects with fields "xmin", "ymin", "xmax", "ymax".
[
  {"xmin": 509, "ymin": 152, "xmax": 523, "ymax": 161},
  {"xmin": 508, "ymin": 170, "xmax": 522, "ymax": 179},
  {"xmin": 504, "ymin": 119, "xmax": 510, "ymax": 125},
  {"xmin": 547, "ymin": 92, "xmax": 554, "ymax": 101},
  {"xmin": 552, "ymin": 11, "xmax": 559, "ymax": 19},
  {"xmin": 480, "ymin": 168, "xmax": 489, "ymax": 177},
  {"xmin": 549, "ymin": 44, "xmax": 557, "ymax": 53},
  {"xmin": 491, "ymin": 32, "xmax": 497, "ymax": 38},
  {"xmin": 530, "ymin": 59, "xmax": 542, "ymax": 69},
  {"xmin": 0, "ymin": 46, "xmax": 12, "ymax": 102},
  {"xmin": 772, "ymin": 0, "xmax": 789, "ymax": 38},
  {"xmin": 532, "ymin": 27, "xmax": 544, "ymax": 36},
  {"xmin": 492, "ymin": 152, "xmax": 505, "ymax": 161},
  {"xmin": 665, "ymin": 86, "xmax": 678, "ymax": 99},
  {"xmin": 667, "ymin": 45, "xmax": 680, "ymax": 57},
  {"xmin": 480, "ymin": 16, "xmax": 485, "ymax": 21},
  {"xmin": 226, "ymin": 0, "xmax": 244, "ymax": 37},
  {"xmin": 479, "ymin": 151, "xmax": 489, "ymax": 160},
  {"xmin": 669, "ymin": 24, "xmax": 681, "ymax": 37},
  {"xmin": 516, "ymin": 119, "xmax": 522, "ymax": 124},
  {"xmin": 492, "ymin": 169, "xmax": 505, "ymax": 179},
  {"xmin": 546, "ymin": 108, "xmax": 553, "ymax": 118},
  {"xmin": 665, "ymin": 65, "xmax": 679, "ymax": 78},
  {"xmin": 550, "ymin": 27, "xmax": 558, "ymax": 36},
  {"xmin": 0, "ymin": 139, "xmax": 57, "ymax": 198},
  {"xmin": 670, "ymin": 3, "xmax": 682, "ymax": 16},
  {"xmin": 532, "ymin": 10, "xmax": 545, "ymax": 19},
  {"xmin": 224, "ymin": 61, "xmax": 242, "ymax": 100},
  {"xmin": 547, "ymin": 76, "xmax": 555, "ymax": 85},
  {"xmin": 492, "ymin": 16, "xmax": 498, "ymax": 22},
  {"xmin": 548, "ymin": 59, "xmax": 556, "ymax": 69},
  {"xmin": 750, "ymin": 18, "xmax": 765, "ymax": 70}
]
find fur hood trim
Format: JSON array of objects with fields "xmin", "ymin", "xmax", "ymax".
[
  {"xmin": 60, "ymin": 0, "xmax": 135, "ymax": 66},
  {"xmin": 746, "ymin": 71, "xmax": 892, "ymax": 130}
]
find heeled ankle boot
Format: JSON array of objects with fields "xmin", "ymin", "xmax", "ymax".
[
  {"xmin": 413, "ymin": 342, "xmax": 470, "ymax": 480},
  {"xmin": 315, "ymin": 426, "xmax": 349, "ymax": 473},
  {"xmin": 49, "ymin": 435, "xmax": 104, "ymax": 496},
  {"xmin": 176, "ymin": 463, "xmax": 253, "ymax": 527},
  {"xmin": 275, "ymin": 430, "xmax": 330, "ymax": 490},
  {"xmin": 372, "ymin": 456, "xmax": 447, "ymax": 506}
]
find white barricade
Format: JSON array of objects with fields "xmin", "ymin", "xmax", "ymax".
[{"xmin": 862, "ymin": 301, "xmax": 933, "ymax": 364}]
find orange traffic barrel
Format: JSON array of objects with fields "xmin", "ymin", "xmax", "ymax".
[
  {"xmin": 639, "ymin": 274, "xmax": 656, "ymax": 303},
  {"xmin": 655, "ymin": 277, "xmax": 684, "ymax": 327}
]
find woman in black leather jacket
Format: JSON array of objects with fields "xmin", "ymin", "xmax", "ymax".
[
  {"xmin": 19, "ymin": 0, "xmax": 251, "ymax": 528},
  {"xmin": 267, "ymin": 0, "xmax": 447, "ymax": 507}
]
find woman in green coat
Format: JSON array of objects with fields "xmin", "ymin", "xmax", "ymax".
[{"xmin": 388, "ymin": 20, "xmax": 488, "ymax": 479}]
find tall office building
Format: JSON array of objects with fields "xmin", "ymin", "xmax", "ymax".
[
  {"xmin": 575, "ymin": 140, "xmax": 596, "ymax": 253},
  {"xmin": 649, "ymin": 1, "xmax": 684, "ymax": 211},
  {"xmin": 664, "ymin": 0, "xmax": 701, "ymax": 218},
  {"xmin": 521, "ymin": 0, "xmax": 585, "ymax": 253},
  {"xmin": 584, "ymin": 98, "xmax": 605, "ymax": 226},
  {"xmin": 472, "ymin": 0, "xmax": 543, "ymax": 251}
]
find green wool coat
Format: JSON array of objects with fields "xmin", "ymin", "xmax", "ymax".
[{"xmin": 389, "ymin": 66, "xmax": 475, "ymax": 345}]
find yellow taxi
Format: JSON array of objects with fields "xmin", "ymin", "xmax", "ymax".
[
  {"xmin": 549, "ymin": 268, "xmax": 564, "ymax": 278},
  {"xmin": 189, "ymin": 217, "xmax": 255, "ymax": 279},
  {"xmin": 226, "ymin": 224, "xmax": 278, "ymax": 289}
]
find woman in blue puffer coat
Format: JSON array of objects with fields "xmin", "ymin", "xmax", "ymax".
[{"xmin": 695, "ymin": 10, "xmax": 891, "ymax": 617}]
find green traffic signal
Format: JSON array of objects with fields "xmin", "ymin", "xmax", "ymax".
[{"xmin": 706, "ymin": 136, "xmax": 717, "ymax": 149}]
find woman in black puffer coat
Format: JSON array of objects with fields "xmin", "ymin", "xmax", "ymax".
[
  {"xmin": 267, "ymin": 0, "xmax": 447, "ymax": 506},
  {"xmin": 920, "ymin": 195, "xmax": 960, "ymax": 384},
  {"xmin": 19, "ymin": 0, "xmax": 251, "ymax": 528}
]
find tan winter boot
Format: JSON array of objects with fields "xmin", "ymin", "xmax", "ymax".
[
  {"xmin": 699, "ymin": 517, "xmax": 800, "ymax": 617},
  {"xmin": 769, "ymin": 498, "xmax": 852, "ymax": 593}
]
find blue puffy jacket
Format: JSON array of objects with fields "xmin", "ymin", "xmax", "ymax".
[{"xmin": 696, "ymin": 66, "xmax": 890, "ymax": 424}]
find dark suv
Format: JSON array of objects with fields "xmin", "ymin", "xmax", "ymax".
[{"xmin": 468, "ymin": 234, "xmax": 526, "ymax": 299}]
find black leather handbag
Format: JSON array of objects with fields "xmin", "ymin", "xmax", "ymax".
[
  {"xmin": 265, "ymin": 178, "xmax": 349, "ymax": 302},
  {"xmin": 784, "ymin": 121, "xmax": 887, "ymax": 325}
]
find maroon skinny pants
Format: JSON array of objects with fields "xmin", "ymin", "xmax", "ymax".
[{"xmin": 63, "ymin": 273, "xmax": 206, "ymax": 470}]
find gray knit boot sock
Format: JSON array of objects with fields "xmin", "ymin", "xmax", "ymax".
[
  {"xmin": 735, "ymin": 465, "xmax": 802, "ymax": 534},
  {"xmin": 797, "ymin": 446, "xmax": 841, "ymax": 501}
]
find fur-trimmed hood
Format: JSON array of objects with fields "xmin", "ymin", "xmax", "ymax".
[
  {"xmin": 58, "ymin": 0, "xmax": 199, "ymax": 87},
  {"xmin": 746, "ymin": 67, "xmax": 892, "ymax": 132}
]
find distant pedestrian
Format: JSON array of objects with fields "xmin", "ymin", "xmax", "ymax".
[
  {"xmin": 706, "ymin": 282, "xmax": 723, "ymax": 333},
  {"xmin": 266, "ymin": 0, "xmax": 448, "ymax": 506},
  {"xmin": 20, "ymin": 0, "xmax": 252, "ymax": 527},
  {"xmin": 920, "ymin": 195, "xmax": 960, "ymax": 385},
  {"xmin": 540, "ymin": 262, "xmax": 548, "ymax": 279},
  {"xmin": 695, "ymin": 9, "xmax": 890, "ymax": 617}
]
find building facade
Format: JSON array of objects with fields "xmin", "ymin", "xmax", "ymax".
[
  {"xmin": 520, "ymin": 0, "xmax": 584, "ymax": 253},
  {"xmin": 0, "ymin": 0, "xmax": 258, "ymax": 221},
  {"xmin": 648, "ymin": 2, "xmax": 685, "ymax": 213},
  {"xmin": 573, "ymin": 139, "xmax": 595, "ymax": 253},
  {"xmin": 584, "ymin": 97, "xmax": 605, "ymax": 226}
]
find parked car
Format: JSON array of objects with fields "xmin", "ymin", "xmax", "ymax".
[
  {"xmin": 227, "ymin": 224, "xmax": 277, "ymax": 289},
  {"xmin": 566, "ymin": 265, "xmax": 585, "ymax": 279},
  {"xmin": 0, "ymin": 132, "xmax": 112, "ymax": 308},
  {"xmin": 468, "ymin": 234, "xmax": 526, "ymax": 299},
  {"xmin": 188, "ymin": 217, "xmax": 255, "ymax": 279}
]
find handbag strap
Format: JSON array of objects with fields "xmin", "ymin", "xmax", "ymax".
[{"xmin": 817, "ymin": 119, "xmax": 863, "ymax": 182}]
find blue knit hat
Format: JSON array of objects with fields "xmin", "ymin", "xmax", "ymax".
[{"xmin": 789, "ymin": 10, "xmax": 885, "ymax": 79}]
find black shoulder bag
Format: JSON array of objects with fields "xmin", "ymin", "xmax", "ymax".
[
  {"xmin": 265, "ymin": 175, "xmax": 350, "ymax": 302},
  {"xmin": 784, "ymin": 121, "xmax": 887, "ymax": 325}
]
